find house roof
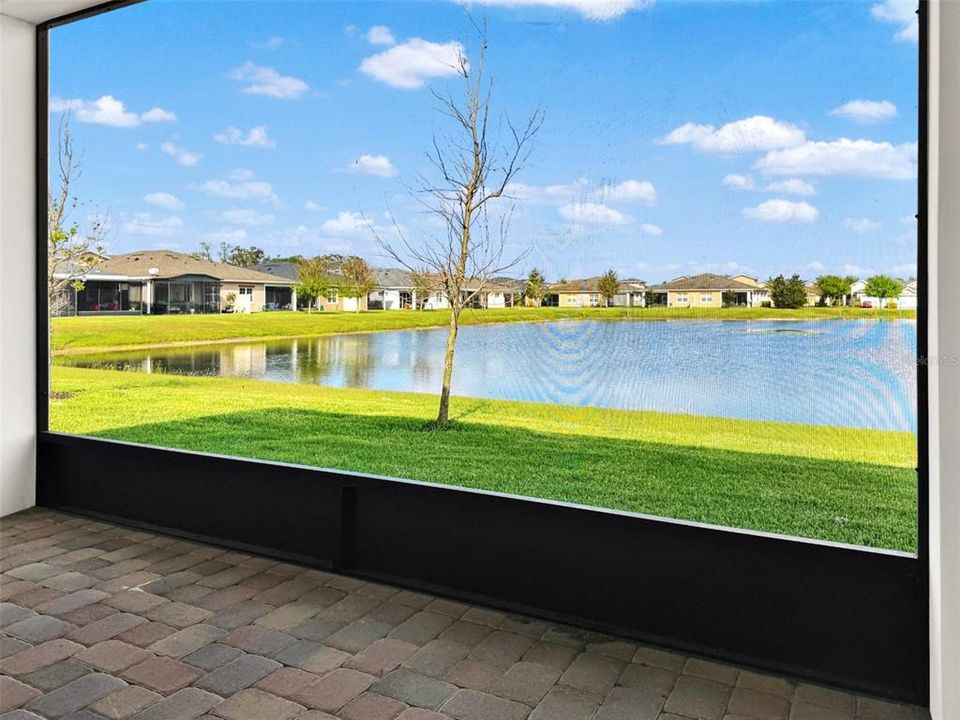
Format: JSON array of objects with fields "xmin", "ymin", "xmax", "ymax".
[
  {"xmin": 253, "ymin": 261, "xmax": 299, "ymax": 281},
  {"xmin": 649, "ymin": 273, "xmax": 757, "ymax": 291},
  {"xmin": 548, "ymin": 277, "xmax": 646, "ymax": 294},
  {"xmin": 373, "ymin": 268, "xmax": 414, "ymax": 289},
  {"xmin": 85, "ymin": 250, "xmax": 296, "ymax": 284}
]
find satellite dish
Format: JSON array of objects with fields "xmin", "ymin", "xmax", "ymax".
[{"xmin": 148, "ymin": 267, "xmax": 160, "ymax": 276}]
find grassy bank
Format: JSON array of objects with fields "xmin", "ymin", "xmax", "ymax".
[
  {"xmin": 51, "ymin": 367, "xmax": 917, "ymax": 551},
  {"xmin": 51, "ymin": 305, "xmax": 914, "ymax": 355}
]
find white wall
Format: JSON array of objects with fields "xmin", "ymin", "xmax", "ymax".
[
  {"xmin": 0, "ymin": 12, "xmax": 37, "ymax": 516},
  {"xmin": 929, "ymin": 2, "xmax": 960, "ymax": 717}
]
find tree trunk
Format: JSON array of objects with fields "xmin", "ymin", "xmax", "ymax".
[{"xmin": 436, "ymin": 310, "xmax": 459, "ymax": 425}]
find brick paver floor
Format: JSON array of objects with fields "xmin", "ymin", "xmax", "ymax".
[{"xmin": 0, "ymin": 508, "xmax": 930, "ymax": 720}]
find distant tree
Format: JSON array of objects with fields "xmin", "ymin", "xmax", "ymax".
[
  {"xmin": 294, "ymin": 256, "xmax": 332, "ymax": 312},
  {"xmin": 767, "ymin": 274, "xmax": 807, "ymax": 309},
  {"xmin": 524, "ymin": 268, "xmax": 546, "ymax": 307},
  {"xmin": 220, "ymin": 245, "xmax": 266, "ymax": 268},
  {"xmin": 721, "ymin": 290, "xmax": 739, "ymax": 307},
  {"xmin": 597, "ymin": 269, "xmax": 619, "ymax": 307},
  {"xmin": 644, "ymin": 290, "xmax": 657, "ymax": 307},
  {"xmin": 340, "ymin": 256, "xmax": 375, "ymax": 312},
  {"xmin": 47, "ymin": 114, "xmax": 108, "ymax": 389},
  {"xmin": 191, "ymin": 241, "xmax": 213, "ymax": 262},
  {"xmin": 815, "ymin": 275, "xmax": 855, "ymax": 306},
  {"xmin": 865, "ymin": 274, "xmax": 904, "ymax": 308}
]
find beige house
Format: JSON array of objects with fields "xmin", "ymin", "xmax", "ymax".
[
  {"xmin": 648, "ymin": 273, "xmax": 768, "ymax": 307},
  {"xmin": 55, "ymin": 250, "xmax": 296, "ymax": 315},
  {"xmin": 546, "ymin": 278, "xmax": 646, "ymax": 307}
]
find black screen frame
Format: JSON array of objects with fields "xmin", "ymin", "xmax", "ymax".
[{"xmin": 34, "ymin": 0, "xmax": 931, "ymax": 704}]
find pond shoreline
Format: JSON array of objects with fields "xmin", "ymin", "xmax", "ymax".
[{"xmin": 53, "ymin": 312, "xmax": 916, "ymax": 357}]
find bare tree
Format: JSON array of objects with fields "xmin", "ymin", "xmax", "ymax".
[
  {"xmin": 379, "ymin": 34, "xmax": 542, "ymax": 426},
  {"xmin": 48, "ymin": 114, "xmax": 108, "ymax": 386}
]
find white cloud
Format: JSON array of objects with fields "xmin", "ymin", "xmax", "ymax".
[
  {"xmin": 594, "ymin": 179, "xmax": 656, "ymax": 205},
  {"xmin": 807, "ymin": 260, "xmax": 826, "ymax": 271},
  {"xmin": 763, "ymin": 178, "xmax": 817, "ymax": 196},
  {"xmin": 121, "ymin": 213, "xmax": 183, "ymax": 237},
  {"xmin": 321, "ymin": 211, "xmax": 373, "ymax": 235},
  {"xmin": 346, "ymin": 154, "xmax": 398, "ymax": 177},
  {"xmin": 640, "ymin": 223, "xmax": 663, "ymax": 236},
  {"xmin": 829, "ymin": 99, "xmax": 898, "ymax": 125},
  {"xmin": 205, "ymin": 227, "xmax": 248, "ymax": 244},
  {"xmin": 465, "ymin": 0, "xmax": 653, "ymax": 22},
  {"xmin": 143, "ymin": 192, "xmax": 184, "ymax": 210},
  {"xmin": 723, "ymin": 173, "xmax": 755, "ymax": 190},
  {"xmin": 219, "ymin": 208, "xmax": 275, "ymax": 226},
  {"xmin": 304, "ymin": 200, "xmax": 321, "ymax": 211},
  {"xmin": 756, "ymin": 138, "xmax": 917, "ymax": 179},
  {"xmin": 50, "ymin": 95, "xmax": 176, "ymax": 127},
  {"xmin": 365, "ymin": 25, "xmax": 396, "ymax": 45},
  {"xmin": 252, "ymin": 36, "xmax": 286, "ymax": 49},
  {"xmin": 214, "ymin": 125, "xmax": 276, "ymax": 148},
  {"xmin": 140, "ymin": 107, "xmax": 177, "ymax": 123},
  {"xmin": 871, "ymin": 0, "xmax": 919, "ymax": 43},
  {"xmin": 843, "ymin": 263, "xmax": 875, "ymax": 276},
  {"xmin": 558, "ymin": 202, "xmax": 632, "ymax": 225},
  {"xmin": 659, "ymin": 115, "xmax": 805, "ymax": 154},
  {"xmin": 509, "ymin": 177, "xmax": 655, "ymax": 206},
  {"xmin": 197, "ymin": 179, "xmax": 278, "ymax": 203},
  {"xmin": 891, "ymin": 262, "xmax": 917, "ymax": 276},
  {"xmin": 228, "ymin": 168, "xmax": 256, "ymax": 181},
  {"xmin": 359, "ymin": 39, "xmax": 465, "ymax": 89},
  {"xmin": 229, "ymin": 62, "xmax": 309, "ymax": 99},
  {"xmin": 724, "ymin": 174, "xmax": 815, "ymax": 196},
  {"xmin": 160, "ymin": 141, "xmax": 202, "ymax": 167},
  {"xmin": 741, "ymin": 199, "xmax": 819, "ymax": 223},
  {"xmin": 842, "ymin": 217, "xmax": 882, "ymax": 233},
  {"xmin": 136, "ymin": 142, "xmax": 149, "ymax": 151}
]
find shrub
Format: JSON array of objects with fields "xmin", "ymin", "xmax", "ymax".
[{"xmin": 887, "ymin": 301, "xmax": 898, "ymax": 310}]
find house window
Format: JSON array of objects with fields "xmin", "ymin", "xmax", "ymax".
[
  {"xmin": 701, "ymin": 294, "xmax": 712, "ymax": 304},
  {"xmin": 677, "ymin": 293, "xmax": 689, "ymax": 303},
  {"xmin": 589, "ymin": 293, "xmax": 599, "ymax": 306},
  {"xmin": 326, "ymin": 293, "xmax": 338, "ymax": 304},
  {"xmin": 239, "ymin": 287, "xmax": 253, "ymax": 296}
]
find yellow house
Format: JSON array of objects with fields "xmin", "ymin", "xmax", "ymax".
[
  {"xmin": 546, "ymin": 277, "xmax": 646, "ymax": 307},
  {"xmin": 648, "ymin": 273, "xmax": 767, "ymax": 307}
]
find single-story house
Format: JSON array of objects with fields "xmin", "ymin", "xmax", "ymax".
[
  {"xmin": 898, "ymin": 280, "xmax": 918, "ymax": 309},
  {"xmin": 254, "ymin": 260, "xmax": 368, "ymax": 312},
  {"xmin": 55, "ymin": 250, "xmax": 297, "ymax": 315},
  {"xmin": 647, "ymin": 273, "xmax": 766, "ymax": 308},
  {"xmin": 805, "ymin": 282, "xmax": 824, "ymax": 306},
  {"xmin": 368, "ymin": 268, "xmax": 417, "ymax": 310},
  {"xmin": 544, "ymin": 278, "xmax": 646, "ymax": 308},
  {"xmin": 368, "ymin": 268, "xmax": 519, "ymax": 310},
  {"xmin": 849, "ymin": 278, "xmax": 918, "ymax": 308}
]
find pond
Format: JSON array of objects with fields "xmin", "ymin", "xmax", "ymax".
[{"xmin": 61, "ymin": 319, "xmax": 918, "ymax": 431}]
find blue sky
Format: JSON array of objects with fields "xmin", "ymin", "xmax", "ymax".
[{"xmin": 50, "ymin": 0, "xmax": 919, "ymax": 284}]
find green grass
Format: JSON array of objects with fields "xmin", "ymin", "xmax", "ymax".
[
  {"xmin": 51, "ymin": 366, "xmax": 918, "ymax": 552},
  {"xmin": 51, "ymin": 305, "xmax": 915, "ymax": 354}
]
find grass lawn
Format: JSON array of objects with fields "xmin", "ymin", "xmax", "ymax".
[
  {"xmin": 51, "ymin": 366, "xmax": 918, "ymax": 552},
  {"xmin": 51, "ymin": 305, "xmax": 915, "ymax": 354}
]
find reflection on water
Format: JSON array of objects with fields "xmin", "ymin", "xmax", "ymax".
[{"xmin": 62, "ymin": 319, "xmax": 918, "ymax": 431}]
